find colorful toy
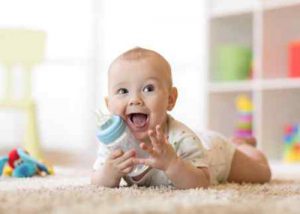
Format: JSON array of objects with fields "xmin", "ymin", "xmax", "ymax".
[
  {"xmin": 0, "ymin": 148, "xmax": 53, "ymax": 177},
  {"xmin": 235, "ymin": 94, "xmax": 253, "ymax": 138},
  {"xmin": 283, "ymin": 124, "xmax": 300, "ymax": 163}
]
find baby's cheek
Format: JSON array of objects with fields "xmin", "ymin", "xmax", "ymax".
[
  {"xmin": 108, "ymin": 100, "xmax": 123, "ymax": 114},
  {"xmin": 151, "ymin": 113, "xmax": 168, "ymax": 128}
]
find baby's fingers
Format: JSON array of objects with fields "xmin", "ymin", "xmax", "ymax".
[
  {"xmin": 121, "ymin": 166, "xmax": 134, "ymax": 174},
  {"xmin": 140, "ymin": 142, "xmax": 157, "ymax": 157},
  {"xmin": 115, "ymin": 149, "xmax": 136, "ymax": 164},
  {"xmin": 132, "ymin": 158, "xmax": 154, "ymax": 167},
  {"xmin": 108, "ymin": 149, "xmax": 124, "ymax": 160},
  {"xmin": 155, "ymin": 125, "xmax": 164, "ymax": 142},
  {"xmin": 118, "ymin": 158, "xmax": 135, "ymax": 172},
  {"xmin": 148, "ymin": 129, "xmax": 161, "ymax": 150}
]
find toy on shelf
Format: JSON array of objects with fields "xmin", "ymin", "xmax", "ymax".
[
  {"xmin": 235, "ymin": 94, "xmax": 253, "ymax": 138},
  {"xmin": 216, "ymin": 44, "xmax": 252, "ymax": 81},
  {"xmin": 288, "ymin": 41, "xmax": 300, "ymax": 78},
  {"xmin": 0, "ymin": 148, "xmax": 54, "ymax": 177},
  {"xmin": 283, "ymin": 124, "xmax": 300, "ymax": 163}
]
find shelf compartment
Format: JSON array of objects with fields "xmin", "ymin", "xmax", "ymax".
[
  {"xmin": 261, "ymin": 78, "xmax": 300, "ymax": 90},
  {"xmin": 262, "ymin": 0, "xmax": 300, "ymax": 11},
  {"xmin": 208, "ymin": 78, "xmax": 300, "ymax": 93},
  {"xmin": 208, "ymin": 91, "xmax": 253, "ymax": 137},
  {"xmin": 262, "ymin": 4, "xmax": 300, "ymax": 79},
  {"xmin": 208, "ymin": 80, "xmax": 255, "ymax": 93},
  {"xmin": 209, "ymin": 14, "xmax": 253, "ymax": 82},
  {"xmin": 261, "ymin": 88, "xmax": 300, "ymax": 160},
  {"xmin": 209, "ymin": 0, "xmax": 255, "ymax": 18}
]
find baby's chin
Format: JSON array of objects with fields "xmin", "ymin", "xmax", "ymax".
[{"xmin": 131, "ymin": 131, "xmax": 149, "ymax": 143}]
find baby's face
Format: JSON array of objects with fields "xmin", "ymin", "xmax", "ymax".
[{"xmin": 106, "ymin": 56, "xmax": 175, "ymax": 142}]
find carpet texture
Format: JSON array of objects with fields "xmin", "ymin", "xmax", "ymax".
[{"xmin": 1, "ymin": 165, "xmax": 300, "ymax": 214}]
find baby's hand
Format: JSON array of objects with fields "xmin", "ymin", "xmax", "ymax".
[
  {"xmin": 103, "ymin": 149, "xmax": 136, "ymax": 179},
  {"xmin": 133, "ymin": 125, "xmax": 177, "ymax": 171}
]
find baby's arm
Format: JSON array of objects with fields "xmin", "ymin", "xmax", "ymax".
[
  {"xmin": 164, "ymin": 156, "xmax": 210, "ymax": 189},
  {"xmin": 133, "ymin": 125, "xmax": 210, "ymax": 189},
  {"xmin": 91, "ymin": 149, "xmax": 136, "ymax": 187}
]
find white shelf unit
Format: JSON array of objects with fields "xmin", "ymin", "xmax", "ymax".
[{"xmin": 207, "ymin": 0, "xmax": 300, "ymax": 161}]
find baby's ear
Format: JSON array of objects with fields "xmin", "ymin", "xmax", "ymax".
[{"xmin": 167, "ymin": 87, "xmax": 178, "ymax": 111}]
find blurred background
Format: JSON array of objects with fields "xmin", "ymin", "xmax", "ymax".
[
  {"xmin": 1, "ymin": 0, "xmax": 300, "ymax": 167},
  {"xmin": 0, "ymin": 0, "xmax": 207, "ymax": 163}
]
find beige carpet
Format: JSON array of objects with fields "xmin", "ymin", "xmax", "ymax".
[{"xmin": 1, "ymin": 164, "xmax": 300, "ymax": 214}]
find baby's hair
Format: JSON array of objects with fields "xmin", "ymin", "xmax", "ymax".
[
  {"xmin": 109, "ymin": 47, "xmax": 173, "ymax": 88},
  {"xmin": 120, "ymin": 47, "xmax": 163, "ymax": 60}
]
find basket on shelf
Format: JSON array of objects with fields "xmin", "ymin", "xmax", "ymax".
[{"xmin": 215, "ymin": 44, "xmax": 252, "ymax": 81}]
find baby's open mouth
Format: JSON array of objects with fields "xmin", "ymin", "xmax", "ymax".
[{"xmin": 128, "ymin": 113, "xmax": 149, "ymax": 129}]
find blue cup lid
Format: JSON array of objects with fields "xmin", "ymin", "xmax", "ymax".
[{"xmin": 97, "ymin": 115, "xmax": 125, "ymax": 144}]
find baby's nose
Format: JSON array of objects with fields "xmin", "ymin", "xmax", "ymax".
[{"xmin": 129, "ymin": 95, "xmax": 144, "ymax": 106}]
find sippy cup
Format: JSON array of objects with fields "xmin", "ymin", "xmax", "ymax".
[{"xmin": 96, "ymin": 110, "xmax": 149, "ymax": 177}]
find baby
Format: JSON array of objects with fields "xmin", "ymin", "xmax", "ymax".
[{"xmin": 91, "ymin": 47, "xmax": 271, "ymax": 189}]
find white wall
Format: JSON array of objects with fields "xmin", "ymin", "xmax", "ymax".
[
  {"xmin": 0, "ymin": 0, "xmax": 207, "ymax": 152},
  {"xmin": 0, "ymin": 0, "xmax": 96, "ymax": 152}
]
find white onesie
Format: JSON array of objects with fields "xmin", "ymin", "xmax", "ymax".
[{"xmin": 93, "ymin": 115, "xmax": 236, "ymax": 186}]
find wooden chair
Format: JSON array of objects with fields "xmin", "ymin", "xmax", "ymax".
[{"xmin": 0, "ymin": 29, "xmax": 46, "ymax": 159}]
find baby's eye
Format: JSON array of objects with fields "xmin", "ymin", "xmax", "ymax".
[
  {"xmin": 116, "ymin": 88, "xmax": 128, "ymax": 95},
  {"xmin": 143, "ymin": 84, "xmax": 155, "ymax": 92}
]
